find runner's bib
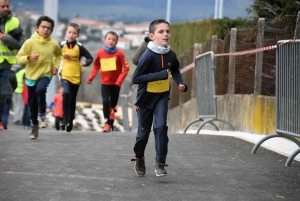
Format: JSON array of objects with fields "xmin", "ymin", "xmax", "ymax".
[
  {"xmin": 146, "ymin": 72, "xmax": 170, "ymax": 93},
  {"xmin": 101, "ymin": 58, "xmax": 116, "ymax": 72}
]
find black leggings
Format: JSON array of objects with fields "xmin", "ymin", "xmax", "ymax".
[{"xmin": 101, "ymin": 84, "xmax": 120, "ymax": 124}]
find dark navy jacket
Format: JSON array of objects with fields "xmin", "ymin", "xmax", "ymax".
[{"xmin": 132, "ymin": 48, "xmax": 187, "ymax": 109}]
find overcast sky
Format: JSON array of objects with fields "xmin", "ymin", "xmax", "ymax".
[{"xmin": 13, "ymin": 0, "xmax": 253, "ymax": 23}]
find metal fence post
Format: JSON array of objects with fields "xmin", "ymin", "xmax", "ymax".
[
  {"xmin": 131, "ymin": 85, "xmax": 138, "ymax": 132},
  {"xmin": 228, "ymin": 28, "xmax": 237, "ymax": 94},
  {"xmin": 294, "ymin": 11, "xmax": 300, "ymax": 39},
  {"xmin": 119, "ymin": 94, "xmax": 130, "ymax": 131},
  {"xmin": 254, "ymin": 18, "xmax": 265, "ymax": 95}
]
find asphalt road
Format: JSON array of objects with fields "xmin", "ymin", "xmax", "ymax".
[{"xmin": 1, "ymin": 126, "xmax": 300, "ymax": 201}]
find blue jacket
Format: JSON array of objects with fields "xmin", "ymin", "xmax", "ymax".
[{"xmin": 132, "ymin": 48, "xmax": 187, "ymax": 109}]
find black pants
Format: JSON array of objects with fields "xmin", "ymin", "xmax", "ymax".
[
  {"xmin": 27, "ymin": 77, "xmax": 50, "ymax": 125},
  {"xmin": 134, "ymin": 98, "xmax": 169, "ymax": 164},
  {"xmin": 22, "ymin": 104, "xmax": 31, "ymax": 127},
  {"xmin": 61, "ymin": 79, "xmax": 79, "ymax": 121},
  {"xmin": 55, "ymin": 116, "xmax": 64, "ymax": 130},
  {"xmin": 101, "ymin": 84, "xmax": 120, "ymax": 125}
]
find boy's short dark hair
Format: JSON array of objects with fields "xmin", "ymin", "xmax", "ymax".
[
  {"xmin": 149, "ymin": 19, "xmax": 169, "ymax": 34},
  {"xmin": 36, "ymin": 15, "xmax": 55, "ymax": 32},
  {"xmin": 68, "ymin": 23, "xmax": 80, "ymax": 34},
  {"xmin": 104, "ymin": 31, "xmax": 118, "ymax": 40}
]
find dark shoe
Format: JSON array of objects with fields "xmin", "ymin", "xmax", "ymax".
[
  {"xmin": 131, "ymin": 157, "xmax": 146, "ymax": 176},
  {"xmin": 66, "ymin": 121, "xmax": 73, "ymax": 132},
  {"xmin": 29, "ymin": 125, "xmax": 39, "ymax": 140},
  {"xmin": 155, "ymin": 163, "xmax": 168, "ymax": 177},
  {"xmin": 57, "ymin": 120, "xmax": 65, "ymax": 130},
  {"xmin": 14, "ymin": 120, "xmax": 21, "ymax": 125},
  {"xmin": 60, "ymin": 118, "xmax": 70, "ymax": 127}
]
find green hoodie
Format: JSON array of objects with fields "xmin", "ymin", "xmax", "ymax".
[{"xmin": 16, "ymin": 32, "xmax": 62, "ymax": 80}]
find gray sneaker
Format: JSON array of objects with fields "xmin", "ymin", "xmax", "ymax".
[
  {"xmin": 131, "ymin": 157, "xmax": 146, "ymax": 176},
  {"xmin": 29, "ymin": 125, "xmax": 39, "ymax": 140},
  {"xmin": 155, "ymin": 163, "xmax": 168, "ymax": 177}
]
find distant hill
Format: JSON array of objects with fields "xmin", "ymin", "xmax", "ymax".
[{"xmin": 12, "ymin": 0, "xmax": 251, "ymax": 23}]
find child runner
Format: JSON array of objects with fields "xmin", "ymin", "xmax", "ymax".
[
  {"xmin": 131, "ymin": 19, "xmax": 188, "ymax": 177},
  {"xmin": 47, "ymin": 85, "xmax": 64, "ymax": 130},
  {"xmin": 22, "ymin": 75, "xmax": 31, "ymax": 130},
  {"xmin": 87, "ymin": 31, "xmax": 129, "ymax": 132},
  {"xmin": 16, "ymin": 15, "xmax": 62, "ymax": 139},
  {"xmin": 59, "ymin": 23, "xmax": 93, "ymax": 132}
]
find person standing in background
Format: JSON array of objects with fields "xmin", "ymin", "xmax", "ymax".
[
  {"xmin": 12, "ymin": 64, "xmax": 25, "ymax": 125},
  {"xmin": 1, "ymin": 68, "xmax": 17, "ymax": 129},
  {"xmin": 47, "ymin": 85, "xmax": 64, "ymax": 130},
  {"xmin": 21, "ymin": 75, "xmax": 30, "ymax": 130},
  {"xmin": 0, "ymin": 0, "xmax": 25, "ymax": 130},
  {"xmin": 132, "ymin": 30, "xmax": 151, "ymax": 66}
]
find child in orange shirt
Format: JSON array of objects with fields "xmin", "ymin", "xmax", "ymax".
[
  {"xmin": 87, "ymin": 31, "xmax": 130, "ymax": 132},
  {"xmin": 47, "ymin": 85, "xmax": 63, "ymax": 130}
]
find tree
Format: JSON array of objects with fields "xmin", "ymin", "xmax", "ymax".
[{"xmin": 247, "ymin": 0, "xmax": 300, "ymax": 20}]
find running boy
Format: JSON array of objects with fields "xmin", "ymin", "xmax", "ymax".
[
  {"xmin": 87, "ymin": 31, "xmax": 129, "ymax": 132},
  {"xmin": 131, "ymin": 19, "xmax": 187, "ymax": 177},
  {"xmin": 16, "ymin": 15, "xmax": 62, "ymax": 139},
  {"xmin": 59, "ymin": 23, "xmax": 93, "ymax": 132},
  {"xmin": 47, "ymin": 85, "xmax": 63, "ymax": 130}
]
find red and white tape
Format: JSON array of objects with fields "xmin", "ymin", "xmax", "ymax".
[
  {"xmin": 214, "ymin": 44, "xmax": 277, "ymax": 57},
  {"xmin": 180, "ymin": 62, "xmax": 195, "ymax": 73},
  {"xmin": 179, "ymin": 39, "xmax": 295, "ymax": 73}
]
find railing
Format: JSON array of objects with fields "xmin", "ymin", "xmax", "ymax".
[
  {"xmin": 252, "ymin": 40, "xmax": 300, "ymax": 166},
  {"xmin": 182, "ymin": 51, "xmax": 234, "ymax": 133}
]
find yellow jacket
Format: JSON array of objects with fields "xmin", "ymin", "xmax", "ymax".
[{"xmin": 16, "ymin": 32, "xmax": 62, "ymax": 80}]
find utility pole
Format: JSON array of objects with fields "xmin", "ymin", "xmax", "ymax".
[
  {"xmin": 166, "ymin": 0, "xmax": 171, "ymax": 23},
  {"xmin": 214, "ymin": 0, "xmax": 219, "ymax": 19},
  {"xmin": 218, "ymin": 0, "xmax": 223, "ymax": 18},
  {"xmin": 44, "ymin": 0, "xmax": 58, "ymax": 105},
  {"xmin": 214, "ymin": 0, "xmax": 223, "ymax": 19}
]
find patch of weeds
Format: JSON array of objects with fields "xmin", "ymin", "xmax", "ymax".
[
  {"xmin": 84, "ymin": 103, "xmax": 92, "ymax": 108},
  {"xmin": 74, "ymin": 122, "xmax": 82, "ymax": 130},
  {"xmin": 85, "ymin": 117, "xmax": 92, "ymax": 122},
  {"xmin": 76, "ymin": 106, "xmax": 83, "ymax": 115},
  {"xmin": 92, "ymin": 110, "xmax": 100, "ymax": 120},
  {"xmin": 116, "ymin": 117, "xmax": 122, "ymax": 125},
  {"xmin": 88, "ymin": 122, "xmax": 93, "ymax": 130}
]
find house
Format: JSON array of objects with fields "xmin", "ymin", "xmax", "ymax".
[{"xmin": 117, "ymin": 37, "xmax": 132, "ymax": 49}]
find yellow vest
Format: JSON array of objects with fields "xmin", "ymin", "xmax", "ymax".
[
  {"xmin": 61, "ymin": 43, "xmax": 81, "ymax": 84},
  {"xmin": 14, "ymin": 68, "xmax": 25, "ymax": 93},
  {"xmin": 0, "ymin": 17, "xmax": 19, "ymax": 64}
]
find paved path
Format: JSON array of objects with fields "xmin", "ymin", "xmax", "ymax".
[{"xmin": 1, "ymin": 126, "xmax": 300, "ymax": 201}]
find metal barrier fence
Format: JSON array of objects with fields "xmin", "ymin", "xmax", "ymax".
[
  {"xmin": 118, "ymin": 84, "xmax": 138, "ymax": 132},
  {"xmin": 252, "ymin": 40, "xmax": 300, "ymax": 166},
  {"xmin": 183, "ymin": 51, "xmax": 234, "ymax": 133}
]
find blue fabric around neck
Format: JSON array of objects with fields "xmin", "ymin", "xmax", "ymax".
[{"xmin": 103, "ymin": 45, "xmax": 118, "ymax": 53}]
